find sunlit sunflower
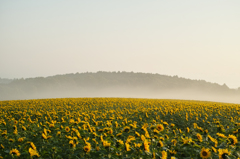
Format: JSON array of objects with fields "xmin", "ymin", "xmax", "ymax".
[
  {"xmin": 123, "ymin": 126, "xmax": 130, "ymax": 132},
  {"xmin": 144, "ymin": 140, "xmax": 150, "ymax": 152},
  {"xmin": 200, "ymin": 147, "xmax": 211, "ymax": 159},
  {"xmin": 65, "ymin": 126, "xmax": 70, "ymax": 132},
  {"xmin": 10, "ymin": 148, "xmax": 20, "ymax": 157},
  {"xmin": 18, "ymin": 137, "xmax": 24, "ymax": 142},
  {"xmin": 162, "ymin": 151, "xmax": 167, "ymax": 159},
  {"xmin": 158, "ymin": 140, "xmax": 164, "ymax": 147},
  {"xmin": 212, "ymin": 147, "xmax": 217, "ymax": 153},
  {"xmin": 30, "ymin": 142, "xmax": 37, "ymax": 150},
  {"xmin": 156, "ymin": 124, "xmax": 164, "ymax": 132},
  {"xmin": 197, "ymin": 133, "xmax": 203, "ymax": 142},
  {"xmin": 228, "ymin": 134, "xmax": 238, "ymax": 145},
  {"xmin": 29, "ymin": 148, "xmax": 40, "ymax": 157},
  {"xmin": 218, "ymin": 149, "xmax": 230, "ymax": 159},
  {"xmin": 84, "ymin": 144, "xmax": 91, "ymax": 153},
  {"xmin": 42, "ymin": 133, "xmax": 48, "ymax": 139},
  {"xmin": 125, "ymin": 143, "xmax": 131, "ymax": 151}
]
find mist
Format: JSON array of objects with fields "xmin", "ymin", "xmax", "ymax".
[{"xmin": 1, "ymin": 72, "xmax": 239, "ymax": 104}]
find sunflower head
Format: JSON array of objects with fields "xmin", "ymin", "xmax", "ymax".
[
  {"xmin": 10, "ymin": 148, "xmax": 21, "ymax": 157},
  {"xmin": 123, "ymin": 126, "xmax": 130, "ymax": 132},
  {"xmin": 228, "ymin": 134, "xmax": 238, "ymax": 145},
  {"xmin": 65, "ymin": 126, "xmax": 70, "ymax": 132},
  {"xmin": 200, "ymin": 147, "xmax": 211, "ymax": 159},
  {"xmin": 156, "ymin": 124, "xmax": 164, "ymax": 132},
  {"xmin": 218, "ymin": 149, "xmax": 230, "ymax": 159},
  {"xmin": 84, "ymin": 145, "xmax": 91, "ymax": 153}
]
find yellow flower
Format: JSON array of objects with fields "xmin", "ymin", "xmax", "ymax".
[
  {"xmin": 118, "ymin": 140, "xmax": 124, "ymax": 145},
  {"xmin": 116, "ymin": 133, "xmax": 122, "ymax": 136},
  {"xmin": 187, "ymin": 127, "xmax": 190, "ymax": 133},
  {"xmin": 30, "ymin": 142, "xmax": 37, "ymax": 150},
  {"xmin": 218, "ymin": 149, "xmax": 230, "ymax": 159},
  {"xmin": 18, "ymin": 137, "xmax": 24, "ymax": 142},
  {"xmin": 1, "ymin": 130, "xmax": 7, "ymax": 135},
  {"xmin": 197, "ymin": 133, "xmax": 203, "ymax": 142},
  {"xmin": 135, "ymin": 131, "xmax": 140, "ymax": 137},
  {"xmin": 228, "ymin": 134, "xmax": 238, "ymax": 145},
  {"xmin": 158, "ymin": 141, "xmax": 164, "ymax": 147},
  {"xmin": 69, "ymin": 119, "xmax": 75, "ymax": 124},
  {"xmin": 156, "ymin": 124, "xmax": 164, "ymax": 132},
  {"xmin": 123, "ymin": 126, "xmax": 130, "ymax": 132},
  {"xmin": 169, "ymin": 150, "xmax": 177, "ymax": 154},
  {"xmin": 134, "ymin": 143, "xmax": 142, "ymax": 148},
  {"xmin": 65, "ymin": 126, "xmax": 70, "ymax": 132},
  {"xmin": 212, "ymin": 147, "xmax": 217, "ymax": 153},
  {"xmin": 216, "ymin": 133, "xmax": 227, "ymax": 138},
  {"xmin": 42, "ymin": 133, "xmax": 48, "ymax": 139},
  {"xmin": 141, "ymin": 135, "xmax": 146, "ymax": 141},
  {"xmin": 102, "ymin": 140, "xmax": 111, "ymax": 147},
  {"xmin": 29, "ymin": 147, "xmax": 40, "ymax": 157},
  {"xmin": 200, "ymin": 147, "xmax": 211, "ymax": 159},
  {"xmin": 144, "ymin": 140, "xmax": 150, "ymax": 152},
  {"xmin": 125, "ymin": 143, "xmax": 131, "ymax": 151},
  {"xmin": 182, "ymin": 137, "xmax": 192, "ymax": 144},
  {"xmin": 10, "ymin": 148, "xmax": 21, "ymax": 157},
  {"xmin": 162, "ymin": 151, "xmax": 167, "ymax": 159},
  {"xmin": 171, "ymin": 139, "xmax": 177, "ymax": 146},
  {"xmin": 84, "ymin": 143, "xmax": 91, "ymax": 153}
]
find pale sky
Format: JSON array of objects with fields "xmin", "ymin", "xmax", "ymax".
[{"xmin": 1, "ymin": 1, "xmax": 240, "ymax": 88}]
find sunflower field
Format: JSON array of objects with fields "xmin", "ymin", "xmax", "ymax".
[{"xmin": 0, "ymin": 98, "xmax": 240, "ymax": 159}]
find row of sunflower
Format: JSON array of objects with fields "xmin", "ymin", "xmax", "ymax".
[{"xmin": 0, "ymin": 98, "xmax": 240, "ymax": 158}]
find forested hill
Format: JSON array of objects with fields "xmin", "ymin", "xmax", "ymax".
[{"xmin": 0, "ymin": 71, "xmax": 239, "ymax": 102}]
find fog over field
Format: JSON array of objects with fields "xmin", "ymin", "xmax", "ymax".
[
  {"xmin": 0, "ymin": 72, "xmax": 239, "ymax": 103},
  {"xmin": 1, "ymin": 1, "xmax": 240, "ymax": 103}
]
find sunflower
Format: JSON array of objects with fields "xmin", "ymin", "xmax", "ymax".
[
  {"xmin": 200, "ymin": 147, "xmax": 211, "ymax": 159},
  {"xmin": 102, "ymin": 140, "xmax": 111, "ymax": 147},
  {"xmin": 42, "ymin": 133, "xmax": 48, "ymax": 139},
  {"xmin": 212, "ymin": 147, "xmax": 217, "ymax": 153},
  {"xmin": 29, "ymin": 148, "xmax": 40, "ymax": 157},
  {"xmin": 197, "ymin": 133, "xmax": 203, "ymax": 142},
  {"xmin": 216, "ymin": 133, "xmax": 227, "ymax": 138},
  {"xmin": 228, "ymin": 134, "xmax": 238, "ymax": 145},
  {"xmin": 1, "ymin": 144, "xmax": 4, "ymax": 149},
  {"xmin": 156, "ymin": 124, "xmax": 164, "ymax": 132},
  {"xmin": 162, "ymin": 151, "xmax": 167, "ymax": 159},
  {"xmin": 158, "ymin": 140, "xmax": 164, "ymax": 147},
  {"xmin": 84, "ymin": 144, "xmax": 91, "ymax": 153},
  {"xmin": 18, "ymin": 137, "xmax": 24, "ymax": 142},
  {"xmin": 171, "ymin": 139, "xmax": 177, "ymax": 146},
  {"xmin": 187, "ymin": 127, "xmax": 190, "ymax": 133},
  {"xmin": 141, "ymin": 135, "xmax": 146, "ymax": 141},
  {"xmin": 144, "ymin": 140, "xmax": 150, "ymax": 152},
  {"xmin": 118, "ymin": 140, "xmax": 124, "ymax": 145},
  {"xmin": 125, "ymin": 143, "xmax": 131, "ymax": 151},
  {"xmin": 10, "ymin": 148, "xmax": 21, "ymax": 157},
  {"xmin": 65, "ymin": 126, "xmax": 70, "ymax": 132},
  {"xmin": 135, "ymin": 131, "xmax": 140, "ymax": 137},
  {"xmin": 30, "ymin": 142, "xmax": 37, "ymax": 150},
  {"xmin": 123, "ymin": 126, "xmax": 130, "ymax": 132},
  {"xmin": 218, "ymin": 149, "xmax": 230, "ymax": 159}
]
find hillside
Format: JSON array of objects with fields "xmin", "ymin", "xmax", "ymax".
[{"xmin": 0, "ymin": 71, "xmax": 239, "ymax": 102}]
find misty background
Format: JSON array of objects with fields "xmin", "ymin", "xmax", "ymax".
[
  {"xmin": 0, "ymin": 72, "xmax": 240, "ymax": 103},
  {"xmin": 1, "ymin": 1, "xmax": 240, "ymax": 102}
]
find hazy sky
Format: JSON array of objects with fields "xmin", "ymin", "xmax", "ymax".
[{"xmin": 1, "ymin": 1, "xmax": 240, "ymax": 88}]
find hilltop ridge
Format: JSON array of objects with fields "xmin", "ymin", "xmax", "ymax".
[{"xmin": 0, "ymin": 71, "xmax": 239, "ymax": 103}]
